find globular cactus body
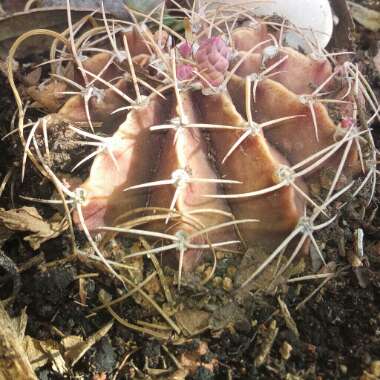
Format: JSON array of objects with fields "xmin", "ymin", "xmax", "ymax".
[{"xmin": 15, "ymin": 2, "xmax": 376, "ymax": 286}]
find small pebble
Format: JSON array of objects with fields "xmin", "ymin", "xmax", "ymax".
[
  {"xmin": 280, "ymin": 341, "xmax": 293, "ymax": 360},
  {"xmin": 212, "ymin": 276, "xmax": 222, "ymax": 287},
  {"xmin": 216, "ymin": 251, "xmax": 225, "ymax": 260},
  {"xmin": 340, "ymin": 364, "xmax": 348, "ymax": 375},
  {"xmin": 203, "ymin": 265, "xmax": 213, "ymax": 280},
  {"xmin": 196, "ymin": 264, "xmax": 206, "ymax": 274},
  {"xmin": 223, "ymin": 277, "xmax": 233, "ymax": 291},
  {"xmin": 226, "ymin": 265, "xmax": 237, "ymax": 278}
]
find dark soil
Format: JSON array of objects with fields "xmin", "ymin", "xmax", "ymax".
[{"xmin": 0, "ymin": 1, "xmax": 379, "ymax": 380}]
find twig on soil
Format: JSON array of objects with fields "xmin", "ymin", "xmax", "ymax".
[
  {"xmin": 295, "ymin": 265, "xmax": 350, "ymax": 311},
  {"xmin": 140, "ymin": 237, "xmax": 173, "ymax": 304},
  {"xmin": 98, "ymin": 289, "xmax": 171, "ymax": 340},
  {"xmin": 89, "ymin": 271, "xmax": 158, "ymax": 313}
]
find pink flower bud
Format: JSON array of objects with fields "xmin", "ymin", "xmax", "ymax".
[
  {"xmin": 341, "ymin": 117, "xmax": 355, "ymax": 129},
  {"xmin": 195, "ymin": 36, "xmax": 231, "ymax": 87},
  {"xmin": 178, "ymin": 41, "xmax": 192, "ymax": 58},
  {"xmin": 176, "ymin": 64, "xmax": 194, "ymax": 81}
]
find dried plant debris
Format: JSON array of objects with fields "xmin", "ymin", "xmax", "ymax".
[
  {"xmin": 254, "ymin": 320, "xmax": 279, "ymax": 368},
  {"xmin": 63, "ymin": 321, "xmax": 113, "ymax": 367},
  {"xmin": 0, "ymin": 0, "xmax": 378, "ymax": 379},
  {"xmin": 348, "ymin": 1, "xmax": 380, "ymax": 31},
  {"xmin": 0, "ymin": 301, "xmax": 37, "ymax": 380},
  {"xmin": 0, "ymin": 207, "xmax": 66, "ymax": 250},
  {"xmin": 175, "ymin": 308, "xmax": 210, "ymax": 336},
  {"xmin": 24, "ymin": 336, "xmax": 67, "ymax": 374}
]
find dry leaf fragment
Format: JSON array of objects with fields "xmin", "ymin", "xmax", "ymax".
[
  {"xmin": 24, "ymin": 336, "xmax": 67, "ymax": 374},
  {"xmin": 348, "ymin": 2, "xmax": 380, "ymax": 31},
  {"xmin": 0, "ymin": 302, "xmax": 37, "ymax": 380},
  {"xmin": 63, "ymin": 321, "xmax": 113, "ymax": 367},
  {"xmin": 23, "ymin": 337, "xmax": 49, "ymax": 370},
  {"xmin": 61, "ymin": 335, "xmax": 83, "ymax": 353},
  {"xmin": 27, "ymin": 80, "xmax": 68, "ymax": 112},
  {"xmin": 0, "ymin": 207, "xmax": 66, "ymax": 250},
  {"xmin": 47, "ymin": 341, "xmax": 67, "ymax": 374},
  {"xmin": 175, "ymin": 309, "xmax": 210, "ymax": 336},
  {"xmin": 11, "ymin": 307, "xmax": 28, "ymax": 340},
  {"xmin": 209, "ymin": 302, "xmax": 248, "ymax": 331}
]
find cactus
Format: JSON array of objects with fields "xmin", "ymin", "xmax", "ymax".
[{"xmin": 8, "ymin": 2, "xmax": 377, "ymax": 290}]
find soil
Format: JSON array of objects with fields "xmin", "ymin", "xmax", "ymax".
[{"xmin": 0, "ymin": 1, "xmax": 379, "ymax": 380}]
